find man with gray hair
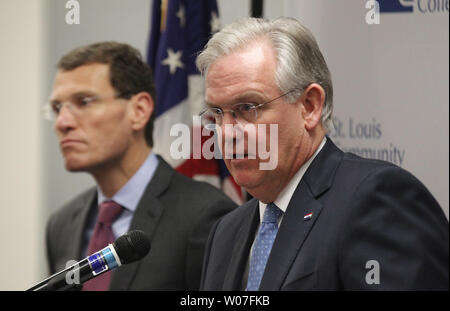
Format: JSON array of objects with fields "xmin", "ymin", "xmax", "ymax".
[{"xmin": 197, "ymin": 17, "xmax": 448, "ymax": 290}]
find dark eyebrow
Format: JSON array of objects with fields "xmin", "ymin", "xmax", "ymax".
[
  {"xmin": 49, "ymin": 91, "xmax": 97, "ymax": 105},
  {"xmin": 49, "ymin": 98, "xmax": 60, "ymax": 106},
  {"xmin": 71, "ymin": 91, "xmax": 97, "ymax": 99}
]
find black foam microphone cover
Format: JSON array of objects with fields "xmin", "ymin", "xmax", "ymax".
[{"xmin": 114, "ymin": 230, "xmax": 151, "ymax": 264}]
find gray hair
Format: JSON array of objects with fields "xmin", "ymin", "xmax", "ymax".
[{"xmin": 196, "ymin": 17, "xmax": 333, "ymax": 130}]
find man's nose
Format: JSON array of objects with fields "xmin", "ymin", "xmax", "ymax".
[
  {"xmin": 55, "ymin": 105, "xmax": 76, "ymax": 134},
  {"xmin": 221, "ymin": 110, "xmax": 238, "ymax": 126},
  {"xmin": 221, "ymin": 111, "xmax": 246, "ymax": 146}
]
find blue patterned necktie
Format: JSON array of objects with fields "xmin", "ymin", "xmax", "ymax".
[{"xmin": 246, "ymin": 203, "xmax": 283, "ymax": 291}]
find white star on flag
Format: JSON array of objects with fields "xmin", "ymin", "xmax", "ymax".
[
  {"xmin": 210, "ymin": 11, "xmax": 221, "ymax": 33},
  {"xmin": 161, "ymin": 48, "xmax": 184, "ymax": 74},
  {"xmin": 176, "ymin": 4, "xmax": 186, "ymax": 28}
]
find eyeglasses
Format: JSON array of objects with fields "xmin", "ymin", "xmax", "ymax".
[
  {"xmin": 42, "ymin": 93, "xmax": 124, "ymax": 122},
  {"xmin": 199, "ymin": 90, "xmax": 297, "ymax": 127}
]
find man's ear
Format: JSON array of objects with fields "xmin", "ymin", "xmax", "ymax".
[
  {"xmin": 300, "ymin": 83, "xmax": 325, "ymax": 131},
  {"xmin": 129, "ymin": 92, "xmax": 154, "ymax": 131}
]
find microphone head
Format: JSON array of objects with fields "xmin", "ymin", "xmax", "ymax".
[{"xmin": 113, "ymin": 230, "xmax": 151, "ymax": 264}]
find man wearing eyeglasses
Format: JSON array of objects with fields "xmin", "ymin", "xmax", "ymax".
[
  {"xmin": 197, "ymin": 17, "xmax": 448, "ymax": 290},
  {"xmin": 45, "ymin": 42, "xmax": 236, "ymax": 290}
]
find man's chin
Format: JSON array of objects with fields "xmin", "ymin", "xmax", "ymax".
[
  {"xmin": 64, "ymin": 159, "xmax": 91, "ymax": 172},
  {"xmin": 65, "ymin": 164, "xmax": 87, "ymax": 172},
  {"xmin": 231, "ymin": 170, "xmax": 262, "ymax": 190}
]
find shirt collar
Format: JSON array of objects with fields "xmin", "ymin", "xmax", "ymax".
[
  {"xmin": 97, "ymin": 152, "xmax": 159, "ymax": 212},
  {"xmin": 259, "ymin": 137, "xmax": 327, "ymax": 220}
]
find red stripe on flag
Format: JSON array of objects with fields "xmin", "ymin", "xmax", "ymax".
[{"xmin": 176, "ymin": 158, "xmax": 219, "ymax": 178}]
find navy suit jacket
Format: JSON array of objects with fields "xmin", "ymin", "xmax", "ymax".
[{"xmin": 200, "ymin": 138, "xmax": 449, "ymax": 290}]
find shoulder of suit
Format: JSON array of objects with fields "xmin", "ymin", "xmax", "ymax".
[
  {"xmin": 338, "ymin": 152, "xmax": 431, "ymax": 196},
  {"xmin": 342, "ymin": 151, "xmax": 396, "ymax": 168},
  {"xmin": 155, "ymin": 155, "xmax": 234, "ymax": 200},
  {"xmin": 217, "ymin": 197, "xmax": 256, "ymax": 223},
  {"xmin": 339, "ymin": 152, "xmax": 402, "ymax": 179},
  {"xmin": 170, "ymin": 170, "xmax": 235, "ymax": 200},
  {"xmin": 48, "ymin": 187, "xmax": 96, "ymax": 224}
]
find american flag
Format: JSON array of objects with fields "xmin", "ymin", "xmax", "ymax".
[{"xmin": 147, "ymin": 0, "xmax": 244, "ymax": 205}]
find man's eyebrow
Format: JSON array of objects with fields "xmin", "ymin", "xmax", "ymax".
[
  {"xmin": 205, "ymin": 100, "xmax": 215, "ymax": 107},
  {"xmin": 49, "ymin": 91, "xmax": 97, "ymax": 104},
  {"xmin": 234, "ymin": 91, "xmax": 265, "ymax": 103},
  {"xmin": 48, "ymin": 97, "xmax": 59, "ymax": 105},
  {"xmin": 205, "ymin": 91, "xmax": 266, "ymax": 107}
]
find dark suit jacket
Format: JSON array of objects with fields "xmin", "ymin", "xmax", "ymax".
[
  {"xmin": 201, "ymin": 138, "xmax": 449, "ymax": 290},
  {"xmin": 46, "ymin": 156, "xmax": 237, "ymax": 290}
]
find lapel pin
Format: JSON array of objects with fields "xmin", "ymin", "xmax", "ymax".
[{"xmin": 304, "ymin": 212, "xmax": 313, "ymax": 221}]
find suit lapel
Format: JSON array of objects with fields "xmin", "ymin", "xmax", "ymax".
[
  {"xmin": 259, "ymin": 138, "xmax": 344, "ymax": 290},
  {"xmin": 110, "ymin": 156, "xmax": 172, "ymax": 290},
  {"xmin": 222, "ymin": 200, "xmax": 259, "ymax": 290},
  {"xmin": 259, "ymin": 180, "xmax": 323, "ymax": 290}
]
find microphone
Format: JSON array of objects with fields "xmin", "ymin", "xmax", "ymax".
[{"xmin": 27, "ymin": 230, "xmax": 150, "ymax": 291}]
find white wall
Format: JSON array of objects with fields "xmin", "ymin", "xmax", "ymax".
[{"xmin": 0, "ymin": 0, "xmax": 51, "ymax": 290}]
